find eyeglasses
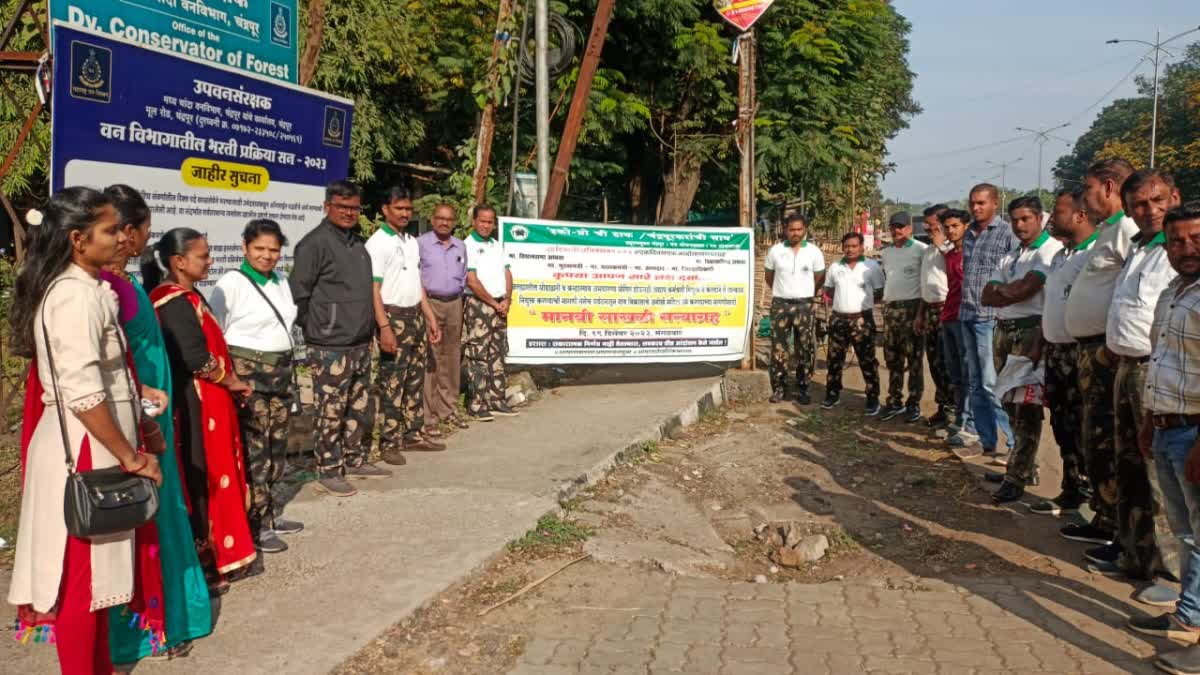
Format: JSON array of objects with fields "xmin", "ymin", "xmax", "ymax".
[{"xmin": 328, "ymin": 202, "xmax": 362, "ymax": 213}]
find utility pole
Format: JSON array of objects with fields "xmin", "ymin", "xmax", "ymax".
[
  {"xmin": 736, "ymin": 30, "xmax": 757, "ymax": 370},
  {"xmin": 1107, "ymin": 25, "xmax": 1200, "ymax": 168},
  {"xmin": 1016, "ymin": 124, "xmax": 1069, "ymax": 204},
  {"xmin": 471, "ymin": 0, "xmax": 514, "ymax": 206},
  {"xmin": 534, "ymin": 0, "xmax": 550, "ymax": 210},
  {"xmin": 540, "ymin": 0, "xmax": 616, "ymax": 220},
  {"xmin": 985, "ymin": 156, "xmax": 1023, "ymax": 206}
]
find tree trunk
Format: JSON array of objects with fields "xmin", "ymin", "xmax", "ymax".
[
  {"xmin": 299, "ymin": 0, "xmax": 326, "ymax": 87},
  {"xmin": 656, "ymin": 151, "xmax": 702, "ymax": 225}
]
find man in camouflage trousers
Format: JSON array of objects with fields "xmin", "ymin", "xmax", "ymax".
[
  {"xmin": 878, "ymin": 212, "xmax": 929, "ymax": 422},
  {"xmin": 366, "ymin": 187, "xmax": 446, "ymax": 467},
  {"xmin": 464, "ymin": 204, "xmax": 520, "ymax": 421},
  {"xmin": 980, "ymin": 196, "xmax": 1062, "ymax": 503},
  {"xmin": 917, "ymin": 205, "xmax": 956, "ymax": 428},
  {"xmin": 765, "ymin": 214, "xmax": 826, "ymax": 404},
  {"xmin": 821, "ymin": 232, "xmax": 885, "ymax": 414}
]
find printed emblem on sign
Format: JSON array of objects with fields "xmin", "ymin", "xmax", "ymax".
[
  {"xmin": 271, "ymin": 2, "xmax": 292, "ymax": 48},
  {"xmin": 510, "ymin": 224, "xmax": 530, "ymax": 241},
  {"xmin": 322, "ymin": 106, "xmax": 346, "ymax": 148},
  {"xmin": 70, "ymin": 42, "xmax": 112, "ymax": 103}
]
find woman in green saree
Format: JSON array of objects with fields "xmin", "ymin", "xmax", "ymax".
[{"xmin": 101, "ymin": 185, "xmax": 212, "ymax": 663}]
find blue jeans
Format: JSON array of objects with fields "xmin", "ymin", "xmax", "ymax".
[
  {"xmin": 1153, "ymin": 425, "xmax": 1200, "ymax": 627},
  {"xmin": 962, "ymin": 319, "xmax": 1012, "ymax": 451},
  {"xmin": 940, "ymin": 321, "xmax": 975, "ymax": 434}
]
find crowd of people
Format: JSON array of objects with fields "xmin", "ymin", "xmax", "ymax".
[
  {"xmin": 5, "ymin": 181, "xmax": 517, "ymax": 674},
  {"xmin": 767, "ymin": 157, "xmax": 1200, "ymax": 674}
]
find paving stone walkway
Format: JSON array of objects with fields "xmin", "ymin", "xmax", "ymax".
[{"xmin": 508, "ymin": 573, "xmax": 1159, "ymax": 675}]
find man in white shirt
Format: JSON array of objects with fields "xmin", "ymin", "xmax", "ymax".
[
  {"xmin": 366, "ymin": 187, "xmax": 445, "ymax": 465},
  {"xmin": 879, "ymin": 212, "xmax": 929, "ymax": 423},
  {"xmin": 764, "ymin": 214, "xmax": 826, "ymax": 405},
  {"xmin": 1124, "ymin": 204, "xmax": 1200, "ymax": 674},
  {"xmin": 979, "ymin": 196, "xmax": 1063, "ymax": 502},
  {"xmin": 1061, "ymin": 158, "xmax": 1139, "ymax": 549},
  {"xmin": 1030, "ymin": 188, "xmax": 1098, "ymax": 518},
  {"xmin": 821, "ymin": 232, "xmax": 885, "ymax": 414},
  {"xmin": 1087, "ymin": 169, "xmax": 1182, "ymax": 594},
  {"xmin": 464, "ymin": 204, "xmax": 518, "ymax": 421},
  {"xmin": 916, "ymin": 205, "xmax": 955, "ymax": 429}
]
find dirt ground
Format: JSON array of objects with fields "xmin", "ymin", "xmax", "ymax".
[{"xmin": 335, "ymin": 378, "xmax": 1162, "ymax": 674}]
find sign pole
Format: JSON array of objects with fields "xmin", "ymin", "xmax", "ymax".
[{"xmin": 738, "ymin": 29, "xmax": 757, "ymax": 371}]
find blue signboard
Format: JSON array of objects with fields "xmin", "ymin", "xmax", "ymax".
[
  {"xmin": 51, "ymin": 23, "xmax": 353, "ymax": 289},
  {"xmin": 52, "ymin": 0, "xmax": 298, "ymax": 83}
]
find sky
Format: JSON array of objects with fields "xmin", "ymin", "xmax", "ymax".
[{"xmin": 881, "ymin": 1, "xmax": 1200, "ymax": 205}]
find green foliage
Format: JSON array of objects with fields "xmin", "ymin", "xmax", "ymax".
[
  {"xmin": 508, "ymin": 514, "xmax": 593, "ymax": 551},
  {"xmin": 0, "ymin": 4, "xmax": 50, "ymax": 199}
]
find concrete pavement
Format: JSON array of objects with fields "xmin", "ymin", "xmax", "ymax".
[{"xmin": 1, "ymin": 365, "xmax": 729, "ymax": 674}]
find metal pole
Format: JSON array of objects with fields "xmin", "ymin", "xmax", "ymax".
[
  {"xmin": 534, "ymin": 0, "xmax": 549, "ymax": 211},
  {"xmin": 1151, "ymin": 27, "xmax": 1161, "ymax": 168},
  {"xmin": 737, "ymin": 30, "xmax": 757, "ymax": 371},
  {"xmin": 1036, "ymin": 140, "xmax": 1043, "ymax": 204}
]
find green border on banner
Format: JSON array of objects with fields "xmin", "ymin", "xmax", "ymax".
[{"xmin": 503, "ymin": 219, "xmax": 751, "ymax": 251}]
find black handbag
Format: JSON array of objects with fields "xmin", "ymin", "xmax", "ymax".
[{"xmin": 41, "ymin": 279, "xmax": 159, "ymax": 538}]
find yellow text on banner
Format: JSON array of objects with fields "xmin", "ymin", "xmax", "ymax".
[{"xmin": 181, "ymin": 158, "xmax": 270, "ymax": 192}]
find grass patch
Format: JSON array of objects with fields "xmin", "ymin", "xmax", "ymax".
[
  {"xmin": 508, "ymin": 515, "xmax": 593, "ymax": 552},
  {"xmin": 825, "ymin": 527, "xmax": 860, "ymax": 552}
]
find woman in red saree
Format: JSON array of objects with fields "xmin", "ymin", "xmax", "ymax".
[{"xmin": 141, "ymin": 227, "xmax": 257, "ymax": 591}]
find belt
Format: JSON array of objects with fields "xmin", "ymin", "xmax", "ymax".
[
  {"xmin": 925, "ymin": 301, "xmax": 945, "ymax": 309},
  {"xmin": 1075, "ymin": 334, "xmax": 1107, "ymax": 346},
  {"xmin": 832, "ymin": 311, "xmax": 868, "ymax": 320},
  {"xmin": 1152, "ymin": 414, "xmax": 1200, "ymax": 429},
  {"xmin": 1120, "ymin": 354, "xmax": 1150, "ymax": 365},
  {"xmin": 427, "ymin": 293, "xmax": 461, "ymax": 302},
  {"xmin": 229, "ymin": 345, "xmax": 292, "ymax": 367},
  {"xmin": 467, "ymin": 294, "xmax": 506, "ymax": 302},
  {"xmin": 998, "ymin": 316, "xmax": 1041, "ymax": 331},
  {"xmin": 384, "ymin": 303, "xmax": 420, "ymax": 316},
  {"xmin": 886, "ymin": 299, "xmax": 921, "ymax": 308},
  {"xmin": 773, "ymin": 297, "xmax": 813, "ymax": 304}
]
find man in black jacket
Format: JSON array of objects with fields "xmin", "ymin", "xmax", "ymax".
[{"xmin": 290, "ymin": 180, "xmax": 391, "ymax": 496}]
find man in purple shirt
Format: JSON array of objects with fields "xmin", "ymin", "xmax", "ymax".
[{"xmin": 419, "ymin": 203, "xmax": 469, "ymax": 433}]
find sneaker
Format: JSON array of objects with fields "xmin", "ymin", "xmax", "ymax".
[
  {"xmin": 925, "ymin": 410, "xmax": 951, "ymax": 429},
  {"xmin": 769, "ymin": 390, "xmax": 786, "ymax": 404},
  {"xmin": 864, "ymin": 400, "xmax": 881, "ymax": 416},
  {"xmin": 795, "ymin": 390, "xmax": 811, "ymax": 406},
  {"xmin": 381, "ymin": 448, "xmax": 408, "ymax": 466},
  {"xmin": 879, "ymin": 405, "xmax": 905, "ymax": 421},
  {"xmin": 315, "ymin": 473, "xmax": 357, "ymax": 497},
  {"xmin": 491, "ymin": 403, "xmax": 520, "ymax": 417},
  {"xmin": 471, "ymin": 410, "xmax": 495, "ymax": 422},
  {"xmin": 227, "ymin": 556, "xmax": 265, "ymax": 583},
  {"xmin": 821, "ymin": 395, "xmax": 841, "ymax": 410},
  {"xmin": 1029, "ymin": 493, "xmax": 1086, "ymax": 516},
  {"xmin": 272, "ymin": 518, "xmax": 304, "ymax": 535},
  {"xmin": 403, "ymin": 436, "xmax": 447, "ymax": 451},
  {"xmin": 1157, "ymin": 645, "xmax": 1200, "ymax": 674},
  {"xmin": 421, "ymin": 425, "xmax": 445, "ymax": 439},
  {"xmin": 1086, "ymin": 559, "xmax": 1124, "ymax": 577},
  {"xmin": 992, "ymin": 480, "xmax": 1024, "ymax": 504},
  {"xmin": 984, "ymin": 470, "xmax": 1004, "ymax": 483},
  {"xmin": 1136, "ymin": 584, "xmax": 1181, "ymax": 608},
  {"xmin": 947, "ymin": 432, "xmax": 980, "ymax": 448},
  {"xmin": 952, "ymin": 445, "xmax": 984, "ymax": 460},
  {"xmin": 345, "ymin": 463, "xmax": 393, "ymax": 480},
  {"xmin": 904, "ymin": 405, "xmax": 923, "ymax": 424},
  {"xmin": 1128, "ymin": 614, "xmax": 1200, "ymax": 642},
  {"xmin": 1060, "ymin": 523, "xmax": 1114, "ymax": 546},
  {"xmin": 1084, "ymin": 542, "xmax": 1122, "ymax": 565},
  {"xmin": 256, "ymin": 530, "xmax": 288, "ymax": 554}
]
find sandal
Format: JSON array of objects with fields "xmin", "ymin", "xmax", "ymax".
[{"xmin": 422, "ymin": 425, "xmax": 444, "ymax": 438}]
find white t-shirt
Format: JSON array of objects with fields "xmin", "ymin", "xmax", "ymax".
[
  {"xmin": 210, "ymin": 265, "xmax": 298, "ymax": 353},
  {"xmin": 1065, "ymin": 213, "xmax": 1139, "ymax": 339},
  {"xmin": 764, "ymin": 241, "xmax": 825, "ymax": 300},
  {"xmin": 824, "ymin": 258, "xmax": 885, "ymax": 314},
  {"xmin": 879, "ymin": 238, "xmax": 928, "ymax": 302},
  {"xmin": 1042, "ymin": 235, "xmax": 1097, "ymax": 344},
  {"xmin": 1107, "ymin": 232, "xmax": 1177, "ymax": 357},
  {"xmin": 988, "ymin": 231, "xmax": 1063, "ymax": 320},
  {"xmin": 920, "ymin": 243, "xmax": 950, "ymax": 303},
  {"xmin": 465, "ymin": 232, "xmax": 510, "ymax": 298},
  {"xmin": 365, "ymin": 225, "xmax": 424, "ymax": 308}
]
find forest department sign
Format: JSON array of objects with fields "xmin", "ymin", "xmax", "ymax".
[{"xmin": 713, "ymin": 0, "xmax": 774, "ymax": 32}]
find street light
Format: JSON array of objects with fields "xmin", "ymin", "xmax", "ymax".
[
  {"xmin": 1107, "ymin": 25, "xmax": 1200, "ymax": 168},
  {"xmin": 1016, "ymin": 123, "xmax": 1070, "ymax": 204},
  {"xmin": 986, "ymin": 157, "xmax": 1023, "ymax": 206}
]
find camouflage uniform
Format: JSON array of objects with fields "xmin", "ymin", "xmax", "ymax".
[
  {"xmin": 378, "ymin": 307, "xmax": 428, "ymax": 451},
  {"xmin": 994, "ymin": 321, "xmax": 1044, "ymax": 486},
  {"xmin": 922, "ymin": 304, "xmax": 955, "ymax": 418},
  {"xmin": 309, "ymin": 344, "xmax": 374, "ymax": 473},
  {"xmin": 769, "ymin": 298, "xmax": 816, "ymax": 394},
  {"xmin": 463, "ymin": 295, "xmax": 508, "ymax": 414},
  {"xmin": 232, "ymin": 350, "xmax": 293, "ymax": 533},
  {"xmin": 1043, "ymin": 342, "xmax": 1086, "ymax": 497},
  {"xmin": 1077, "ymin": 339, "xmax": 1118, "ymax": 532},
  {"xmin": 882, "ymin": 300, "xmax": 924, "ymax": 408},
  {"xmin": 1114, "ymin": 358, "xmax": 1180, "ymax": 580},
  {"xmin": 825, "ymin": 313, "xmax": 880, "ymax": 401}
]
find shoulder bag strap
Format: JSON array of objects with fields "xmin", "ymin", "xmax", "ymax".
[
  {"xmin": 236, "ymin": 269, "xmax": 294, "ymax": 351},
  {"xmin": 39, "ymin": 278, "xmax": 141, "ymax": 474}
]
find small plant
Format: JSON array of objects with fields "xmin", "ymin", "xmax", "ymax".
[
  {"xmin": 825, "ymin": 527, "xmax": 859, "ymax": 552},
  {"xmin": 508, "ymin": 514, "xmax": 593, "ymax": 551}
]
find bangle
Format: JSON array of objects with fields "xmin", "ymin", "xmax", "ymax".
[
  {"xmin": 378, "ymin": 323, "xmax": 390, "ymax": 330},
  {"xmin": 122, "ymin": 454, "xmax": 147, "ymax": 474}
]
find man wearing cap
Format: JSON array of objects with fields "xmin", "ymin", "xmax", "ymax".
[
  {"xmin": 879, "ymin": 212, "xmax": 929, "ymax": 422},
  {"xmin": 765, "ymin": 213, "xmax": 826, "ymax": 405}
]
